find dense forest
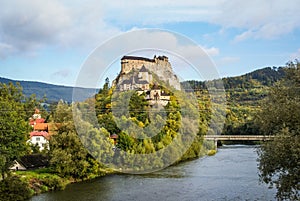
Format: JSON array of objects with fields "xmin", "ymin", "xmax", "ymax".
[{"xmin": 182, "ymin": 67, "xmax": 286, "ymax": 137}]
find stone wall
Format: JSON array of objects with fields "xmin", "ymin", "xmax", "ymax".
[{"xmin": 119, "ymin": 55, "xmax": 180, "ymax": 90}]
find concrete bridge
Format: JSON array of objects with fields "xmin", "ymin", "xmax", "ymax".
[{"xmin": 204, "ymin": 135, "xmax": 275, "ymax": 148}]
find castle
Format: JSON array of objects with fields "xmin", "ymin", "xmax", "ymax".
[
  {"xmin": 115, "ymin": 55, "xmax": 180, "ymax": 106},
  {"xmin": 120, "ymin": 55, "xmax": 171, "ymax": 74}
]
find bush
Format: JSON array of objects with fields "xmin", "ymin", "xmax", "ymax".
[
  {"xmin": 42, "ymin": 176, "xmax": 66, "ymax": 191},
  {"xmin": 207, "ymin": 150, "xmax": 217, "ymax": 156},
  {"xmin": 0, "ymin": 175, "xmax": 33, "ymax": 201}
]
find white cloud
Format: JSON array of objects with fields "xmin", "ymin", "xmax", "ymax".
[
  {"xmin": 0, "ymin": 0, "xmax": 72, "ymax": 56},
  {"xmin": 102, "ymin": 0, "xmax": 300, "ymax": 40},
  {"xmin": 0, "ymin": 43, "xmax": 15, "ymax": 58},
  {"xmin": 214, "ymin": 0, "xmax": 300, "ymax": 41},
  {"xmin": 0, "ymin": 0, "xmax": 121, "ymax": 57},
  {"xmin": 201, "ymin": 46, "xmax": 219, "ymax": 57},
  {"xmin": 1, "ymin": 0, "xmax": 299, "ymax": 58}
]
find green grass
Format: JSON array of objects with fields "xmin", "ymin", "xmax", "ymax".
[{"xmin": 13, "ymin": 168, "xmax": 69, "ymax": 195}]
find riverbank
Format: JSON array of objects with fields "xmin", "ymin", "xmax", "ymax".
[
  {"xmin": 2, "ymin": 140, "xmax": 216, "ymax": 201},
  {"xmin": 0, "ymin": 167, "xmax": 114, "ymax": 201},
  {"xmin": 31, "ymin": 145, "xmax": 276, "ymax": 201}
]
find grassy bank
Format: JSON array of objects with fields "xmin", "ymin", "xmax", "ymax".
[
  {"xmin": 14, "ymin": 168, "xmax": 69, "ymax": 194},
  {"xmin": 0, "ymin": 167, "xmax": 113, "ymax": 201},
  {"xmin": 1, "ymin": 139, "xmax": 217, "ymax": 201}
]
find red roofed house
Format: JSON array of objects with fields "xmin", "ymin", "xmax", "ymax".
[
  {"xmin": 29, "ymin": 131, "xmax": 50, "ymax": 151},
  {"xmin": 28, "ymin": 109, "xmax": 50, "ymax": 151}
]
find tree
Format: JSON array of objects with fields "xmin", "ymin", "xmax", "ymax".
[
  {"xmin": 49, "ymin": 101, "xmax": 107, "ymax": 180},
  {"xmin": 257, "ymin": 61, "xmax": 300, "ymax": 200},
  {"xmin": 0, "ymin": 175, "xmax": 33, "ymax": 201},
  {"xmin": 49, "ymin": 101, "xmax": 89, "ymax": 179},
  {"xmin": 0, "ymin": 83, "xmax": 29, "ymax": 179}
]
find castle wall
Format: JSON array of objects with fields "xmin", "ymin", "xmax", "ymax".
[
  {"xmin": 119, "ymin": 55, "xmax": 181, "ymax": 90},
  {"xmin": 121, "ymin": 56, "xmax": 172, "ymax": 74}
]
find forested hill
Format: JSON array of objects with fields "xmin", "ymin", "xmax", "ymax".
[
  {"xmin": 182, "ymin": 66, "xmax": 286, "ymax": 136},
  {"xmin": 0, "ymin": 77, "xmax": 96, "ymax": 103},
  {"xmin": 182, "ymin": 67, "xmax": 286, "ymax": 91}
]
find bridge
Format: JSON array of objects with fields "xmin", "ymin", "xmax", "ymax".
[{"xmin": 204, "ymin": 135, "xmax": 275, "ymax": 149}]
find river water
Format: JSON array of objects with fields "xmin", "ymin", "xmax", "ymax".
[{"xmin": 31, "ymin": 145, "xmax": 276, "ymax": 201}]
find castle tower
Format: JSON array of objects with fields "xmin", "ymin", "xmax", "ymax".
[{"xmin": 138, "ymin": 65, "xmax": 149, "ymax": 81}]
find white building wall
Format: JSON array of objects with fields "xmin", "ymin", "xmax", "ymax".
[{"xmin": 30, "ymin": 136, "xmax": 49, "ymax": 151}]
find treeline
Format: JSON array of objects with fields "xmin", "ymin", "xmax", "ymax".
[
  {"xmin": 181, "ymin": 67, "xmax": 286, "ymax": 137},
  {"xmin": 182, "ymin": 66, "xmax": 285, "ymax": 90}
]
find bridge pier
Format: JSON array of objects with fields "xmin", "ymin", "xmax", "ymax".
[{"xmin": 214, "ymin": 139, "xmax": 218, "ymax": 150}]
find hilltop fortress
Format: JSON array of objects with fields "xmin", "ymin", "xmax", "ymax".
[
  {"xmin": 120, "ymin": 55, "xmax": 171, "ymax": 74},
  {"xmin": 115, "ymin": 55, "xmax": 180, "ymax": 90},
  {"xmin": 112, "ymin": 55, "xmax": 181, "ymax": 106}
]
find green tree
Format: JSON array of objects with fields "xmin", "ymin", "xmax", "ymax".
[
  {"xmin": 257, "ymin": 61, "xmax": 300, "ymax": 200},
  {"xmin": 0, "ymin": 175, "xmax": 33, "ymax": 201},
  {"xmin": 0, "ymin": 83, "xmax": 29, "ymax": 179},
  {"xmin": 49, "ymin": 130, "xmax": 90, "ymax": 179},
  {"xmin": 49, "ymin": 101, "xmax": 89, "ymax": 179},
  {"xmin": 49, "ymin": 101, "xmax": 108, "ymax": 180}
]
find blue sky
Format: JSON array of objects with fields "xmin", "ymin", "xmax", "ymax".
[{"xmin": 0, "ymin": 0, "xmax": 300, "ymax": 87}]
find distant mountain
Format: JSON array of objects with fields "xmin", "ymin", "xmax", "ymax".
[{"xmin": 0, "ymin": 77, "xmax": 97, "ymax": 103}]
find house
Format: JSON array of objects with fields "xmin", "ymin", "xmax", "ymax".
[
  {"xmin": 27, "ymin": 109, "xmax": 51, "ymax": 151},
  {"xmin": 10, "ymin": 154, "xmax": 49, "ymax": 171},
  {"xmin": 28, "ymin": 131, "xmax": 50, "ymax": 151},
  {"xmin": 29, "ymin": 108, "xmax": 45, "ymax": 126}
]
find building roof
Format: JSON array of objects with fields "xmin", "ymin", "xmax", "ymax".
[
  {"xmin": 18, "ymin": 154, "xmax": 49, "ymax": 169},
  {"xmin": 29, "ymin": 118, "xmax": 45, "ymax": 125},
  {"xmin": 121, "ymin": 56, "xmax": 154, "ymax": 62},
  {"xmin": 120, "ymin": 79, "xmax": 132, "ymax": 85},
  {"xmin": 110, "ymin": 134, "xmax": 118, "ymax": 139},
  {"xmin": 139, "ymin": 65, "xmax": 148, "ymax": 72},
  {"xmin": 35, "ymin": 118, "xmax": 45, "ymax": 123},
  {"xmin": 137, "ymin": 80, "xmax": 149, "ymax": 84},
  {"xmin": 161, "ymin": 92, "xmax": 170, "ymax": 96},
  {"xmin": 30, "ymin": 131, "xmax": 50, "ymax": 140},
  {"xmin": 156, "ymin": 55, "xmax": 168, "ymax": 60},
  {"xmin": 34, "ymin": 123, "xmax": 48, "ymax": 131}
]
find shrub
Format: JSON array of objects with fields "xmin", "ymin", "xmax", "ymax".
[
  {"xmin": 42, "ymin": 176, "xmax": 65, "ymax": 191},
  {"xmin": 0, "ymin": 175, "xmax": 33, "ymax": 201}
]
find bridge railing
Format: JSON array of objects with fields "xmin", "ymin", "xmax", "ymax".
[{"xmin": 204, "ymin": 135, "xmax": 275, "ymax": 141}]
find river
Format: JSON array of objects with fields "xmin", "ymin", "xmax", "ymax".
[{"xmin": 31, "ymin": 145, "xmax": 276, "ymax": 201}]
